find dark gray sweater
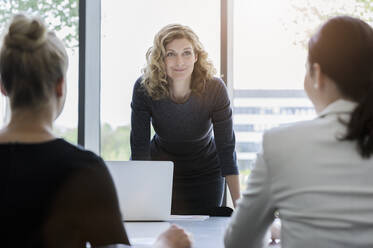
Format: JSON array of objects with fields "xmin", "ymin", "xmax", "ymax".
[{"xmin": 130, "ymin": 77, "xmax": 238, "ymax": 180}]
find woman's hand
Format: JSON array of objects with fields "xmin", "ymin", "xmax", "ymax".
[
  {"xmin": 154, "ymin": 224, "xmax": 192, "ymax": 248},
  {"xmin": 269, "ymin": 218, "xmax": 281, "ymax": 245}
]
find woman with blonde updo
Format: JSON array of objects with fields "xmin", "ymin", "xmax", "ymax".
[
  {"xmin": 131, "ymin": 24, "xmax": 240, "ymax": 214},
  {"xmin": 0, "ymin": 15, "xmax": 191, "ymax": 248}
]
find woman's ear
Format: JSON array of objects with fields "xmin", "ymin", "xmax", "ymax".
[
  {"xmin": 0, "ymin": 81, "xmax": 8, "ymax": 96},
  {"xmin": 55, "ymin": 77, "xmax": 65, "ymax": 97}
]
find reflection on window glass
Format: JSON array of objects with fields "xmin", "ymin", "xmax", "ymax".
[
  {"xmin": 234, "ymin": 0, "xmax": 373, "ymax": 190},
  {"xmin": 101, "ymin": 0, "xmax": 220, "ymax": 160},
  {"xmin": 0, "ymin": 0, "xmax": 79, "ymax": 144}
]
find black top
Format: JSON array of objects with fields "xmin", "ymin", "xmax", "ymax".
[
  {"xmin": 0, "ymin": 139, "xmax": 129, "ymax": 248},
  {"xmin": 131, "ymin": 77, "xmax": 238, "ymax": 177},
  {"xmin": 130, "ymin": 77, "xmax": 238, "ymax": 213}
]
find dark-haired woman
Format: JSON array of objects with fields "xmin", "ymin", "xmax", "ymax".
[
  {"xmin": 224, "ymin": 16, "xmax": 373, "ymax": 248},
  {"xmin": 0, "ymin": 14, "xmax": 191, "ymax": 248}
]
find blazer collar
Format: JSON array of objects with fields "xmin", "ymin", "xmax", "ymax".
[{"xmin": 317, "ymin": 99, "xmax": 358, "ymax": 118}]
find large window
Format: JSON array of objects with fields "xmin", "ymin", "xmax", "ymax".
[
  {"xmin": 0, "ymin": 0, "xmax": 79, "ymax": 144},
  {"xmin": 100, "ymin": 0, "xmax": 220, "ymax": 160},
  {"xmin": 233, "ymin": 0, "xmax": 373, "ymax": 189},
  {"xmin": 100, "ymin": 0, "xmax": 373, "ymax": 189},
  {"xmin": 2, "ymin": 0, "xmax": 373, "ymax": 191}
]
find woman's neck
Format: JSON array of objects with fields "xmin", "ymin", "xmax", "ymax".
[
  {"xmin": 313, "ymin": 79, "xmax": 344, "ymax": 114},
  {"xmin": 169, "ymin": 78, "xmax": 192, "ymax": 103},
  {"xmin": 0, "ymin": 106, "xmax": 56, "ymax": 143}
]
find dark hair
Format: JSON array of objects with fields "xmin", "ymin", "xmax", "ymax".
[
  {"xmin": 0, "ymin": 14, "xmax": 68, "ymax": 109},
  {"xmin": 308, "ymin": 16, "xmax": 373, "ymax": 158}
]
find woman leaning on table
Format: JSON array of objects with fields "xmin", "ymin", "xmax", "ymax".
[
  {"xmin": 224, "ymin": 16, "xmax": 373, "ymax": 248},
  {"xmin": 130, "ymin": 24, "xmax": 240, "ymax": 214},
  {"xmin": 0, "ymin": 14, "xmax": 191, "ymax": 248}
]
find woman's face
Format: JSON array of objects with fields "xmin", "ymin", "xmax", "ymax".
[{"xmin": 164, "ymin": 38, "xmax": 197, "ymax": 83}]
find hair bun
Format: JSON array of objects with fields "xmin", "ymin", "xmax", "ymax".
[{"xmin": 4, "ymin": 14, "xmax": 47, "ymax": 52}]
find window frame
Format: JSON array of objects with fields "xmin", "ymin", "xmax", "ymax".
[{"xmin": 78, "ymin": 0, "xmax": 101, "ymax": 154}]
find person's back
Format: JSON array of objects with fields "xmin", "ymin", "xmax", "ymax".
[
  {"xmin": 224, "ymin": 16, "xmax": 373, "ymax": 248},
  {"xmin": 262, "ymin": 100, "xmax": 373, "ymax": 247},
  {"xmin": 1, "ymin": 139, "xmax": 74, "ymax": 247},
  {"xmin": 1, "ymin": 139, "xmax": 128, "ymax": 248}
]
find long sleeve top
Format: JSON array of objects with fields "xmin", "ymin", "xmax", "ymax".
[{"xmin": 130, "ymin": 77, "xmax": 238, "ymax": 178}]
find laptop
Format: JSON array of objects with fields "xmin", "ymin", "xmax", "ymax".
[{"xmin": 106, "ymin": 160, "xmax": 174, "ymax": 221}]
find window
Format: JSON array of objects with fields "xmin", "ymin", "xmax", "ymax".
[
  {"xmin": 233, "ymin": 0, "xmax": 372, "ymax": 189},
  {"xmin": 0, "ymin": 0, "xmax": 79, "ymax": 144},
  {"xmin": 100, "ymin": 0, "xmax": 220, "ymax": 160},
  {"xmin": 3, "ymin": 0, "xmax": 372, "ymax": 192}
]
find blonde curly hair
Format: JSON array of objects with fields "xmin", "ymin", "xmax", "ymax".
[{"xmin": 141, "ymin": 24, "xmax": 216, "ymax": 100}]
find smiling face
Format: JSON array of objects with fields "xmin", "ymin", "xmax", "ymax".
[{"xmin": 164, "ymin": 38, "xmax": 198, "ymax": 84}]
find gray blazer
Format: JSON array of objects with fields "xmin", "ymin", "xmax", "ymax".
[{"xmin": 224, "ymin": 100, "xmax": 373, "ymax": 248}]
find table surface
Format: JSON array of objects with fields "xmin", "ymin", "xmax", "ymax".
[
  {"xmin": 125, "ymin": 217, "xmax": 229, "ymax": 248},
  {"xmin": 124, "ymin": 217, "xmax": 281, "ymax": 248}
]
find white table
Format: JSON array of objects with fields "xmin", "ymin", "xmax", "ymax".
[
  {"xmin": 125, "ymin": 217, "xmax": 228, "ymax": 248},
  {"xmin": 125, "ymin": 217, "xmax": 281, "ymax": 248}
]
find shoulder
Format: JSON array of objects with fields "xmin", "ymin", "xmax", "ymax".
[
  {"xmin": 263, "ymin": 113, "xmax": 350, "ymax": 156},
  {"xmin": 54, "ymin": 140, "xmax": 113, "ymax": 204},
  {"xmin": 203, "ymin": 77, "xmax": 229, "ymax": 105},
  {"xmin": 263, "ymin": 119, "xmax": 316, "ymax": 150},
  {"xmin": 132, "ymin": 76, "xmax": 152, "ymax": 101},
  {"xmin": 56, "ymin": 139, "xmax": 106, "ymax": 171},
  {"xmin": 261, "ymin": 118, "xmax": 326, "ymax": 168},
  {"xmin": 205, "ymin": 77, "xmax": 227, "ymax": 93},
  {"xmin": 264, "ymin": 119, "xmax": 315, "ymax": 139},
  {"xmin": 198, "ymin": 77, "xmax": 231, "ymax": 112},
  {"xmin": 133, "ymin": 76, "xmax": 146, "ymax": 94}
]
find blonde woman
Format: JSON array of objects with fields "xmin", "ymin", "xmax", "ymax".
[
  {"xmin": 131, "ymin": 24, "xmax": 240, "ymax": 214},
  {"xmin": 0, "ymin": 15, "xmax": 191, "ymax": 248}
]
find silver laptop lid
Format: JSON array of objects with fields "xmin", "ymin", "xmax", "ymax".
[{"xmin": 106, "ymin": 161, "xmax": 173, "ymax": 221}]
